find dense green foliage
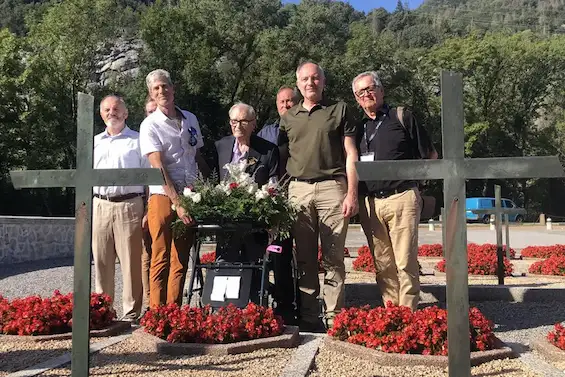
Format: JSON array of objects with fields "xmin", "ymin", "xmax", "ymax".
[{"xmin": 2, "ymin": 0, "xmax": 565, "ymax": 220}]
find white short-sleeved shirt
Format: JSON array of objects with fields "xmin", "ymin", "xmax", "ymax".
[
  {"xmin": 93, "ymin": 126, "xmax": 150, "ymax": 197},
  {"xmin": 139, "ymin": 106, "xmax": 204, "ymax": 195}
]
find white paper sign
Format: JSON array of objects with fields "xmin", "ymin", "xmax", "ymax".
[
  {"xmin": 360, "ymin": 152, "xmax": 375, "ymax": 162},
  {"xmin": 210, "ymin": 276, "xmax": 228, "ymax": 301},
  {"xmin": 225, "ymin": 276, "xmax": 241, "ymax": 299}
]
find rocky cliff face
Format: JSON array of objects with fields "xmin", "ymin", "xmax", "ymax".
[{"xmin": 94, "ymin": 38, "xmax": 144, "ymax": 87}]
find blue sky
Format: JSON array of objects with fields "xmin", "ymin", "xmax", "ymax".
[{"xmin": 281, "ymin": 0, "xmax": 425, "ymax": 13}]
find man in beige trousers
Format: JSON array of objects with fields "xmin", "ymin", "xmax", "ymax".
[
  {"xmin": 92, "ymin": 95, "xmax": 149, "ymax": 321},
  {"xmin": 352, "ymin": 71, "xmax": 437, "ymax": 311},
  {"xmin": 278, "ymin": 61, "xmax": 359, "ymax": 332}
]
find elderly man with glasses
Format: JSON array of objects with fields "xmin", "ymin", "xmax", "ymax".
[
  {"xmin": 352, "ymin": 71, "xmax": 437, "ymax": 311},
  {"xmin": 210, "ymin": 102, "xmax": 279, "ymax": 301},
  {"xmin": 139, "ymin": 69, "xmax": 204, "ymax": 308}
]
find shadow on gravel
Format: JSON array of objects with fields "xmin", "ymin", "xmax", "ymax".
[
  {"xmin": 0, "ymin": 347, "xmax": 69, "ymax": 373},
  {"xmin": 470, "ymin": 301, "xmax": 565, "ymax": 332},
  {"xmin": 0, "ymin": 257, "xmax": 74, "ymax": 279}
]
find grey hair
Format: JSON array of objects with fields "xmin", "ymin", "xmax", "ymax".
[
  {"xmin": 351, "ymin": 71, "xmax": 383, "ymax": 94},
  {"xmin": 146, "ymin": 69, "xmax": 173, "ymax": 90},
  {"xmin": 99, "ymin": 94, "xmax": 126, "ymax": 109},
  {"xmin": 276, "ymin": 86, "xmax": 299, "ymax": 101},
  {"xmin": 229, "ymin": 102, "xmax": 256, "ymax": 120},
  {"xmin": 295, "ymin": 61, "xmax": 325, "ymax": 80}
]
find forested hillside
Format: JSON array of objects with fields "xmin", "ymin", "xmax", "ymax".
[{"xmin": 1, "ymin": 0, "xmax": 565, "ymax": 221}]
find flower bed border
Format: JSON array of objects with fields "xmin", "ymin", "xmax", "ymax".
[
  {"xmin": 324, "ymin": 336, "xmax": 514, "ymax": 367},
  {"xmin": 0, "ymin": 320, "xmax": 131, "ymax": 342},
  {"xmin": 133, "ymin": 325, "xmax": 299, "ymax": 356},
  {"xmin": 526, "ymin": 273, "xmax": 565, "ymax": 280},
  {"xmin": 433, "ymin": 268, "xmax": 512, "ymax": 279},
  {"xmin": 531, "ymin": 336, "xmax": 565, "ymax": 363}
]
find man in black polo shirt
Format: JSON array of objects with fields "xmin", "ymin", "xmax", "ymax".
[
  {"xmin": 279, "ymin": 61, "xmax": 359, "ymax": 332},
  {"xmin": 352, "ymin": 71, "xmax": 437, "ymax": 311}
]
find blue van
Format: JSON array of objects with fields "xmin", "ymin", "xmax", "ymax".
[{"xmin": 465, "ymin": 197, "xmax": 525, "ymax": 223}]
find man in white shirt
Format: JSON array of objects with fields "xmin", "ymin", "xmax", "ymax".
[
  {"xmin": 139, "ymin": 69, "xmax": 204, "ymax": 308},
  {"xmin": 93, "ymin": 95, "xmax": 148, "ymax": 321}
]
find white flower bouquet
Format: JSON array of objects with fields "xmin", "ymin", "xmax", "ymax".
[{"xmin": 173, "ymin": 160, "xmax": 297, "ymax": 239}]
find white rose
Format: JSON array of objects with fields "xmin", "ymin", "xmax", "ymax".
[
  {"xmin": 255, "ymin": 189, "xmax": 268, "ymax": 201},
  {"xmin": 247, "ymin": 184, "xmax": 258, "ymax": 195},
  {"xmin": 183, "ymin": 187, "xmax": 193, "ymax": 197},
  {"xmin": 191, "ymin": 193, "xmax": 202, "ymax": 203},
  {"xmin": 171, "ymin": 204, "xmax": 176, "ymax": 211}
]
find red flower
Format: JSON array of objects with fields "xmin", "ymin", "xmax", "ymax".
[
  {"xmin": 435, "ymin": 243, "xmax": 514, "ymax": 276},
  {"xmin": 140, "ymin": 303, "xmax": 283, "ymax": 344},
  {"xmin": 521, "ymin": 245, "xmax": 565, "ymax": 259},
  {"xmin": 0, "ymin": 291, "xmax": 115, "ymax": 336},
  {"xmin": 548, "ymin": 323, "xmax": 565, "ymax": 350},
  {"xmin": 529, "ymin": 255, "xmax": 565, "ymax": 276},
  {"xmin": 329, "ymin": 302, "xmax": 495, "ymax": 355},
  {"xmin": 200, "ymin": 251, "xmax": 216, "ymax": 264},
  {"xmin": 229, "ymin": 182, "xmax": 239, "ymax": 190}
]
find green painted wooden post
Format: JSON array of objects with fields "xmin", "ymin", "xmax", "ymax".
[
  {"xmin": 10, "ymin": 93, "xmax": 164, "ymax": 377},
  {"xmin": 356, "ymin": 71, "xmax": 565, "ymax": 376}
]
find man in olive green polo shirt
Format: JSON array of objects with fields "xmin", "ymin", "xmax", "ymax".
[{"xmin": 278, "ymin": 61, "xmax": 359, "ymax": 332}]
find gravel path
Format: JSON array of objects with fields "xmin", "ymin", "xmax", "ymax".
[
  {"xmin": 37, "ymin": 335, "xmax": 294, "ymax": 377},
  {"xmin": 0, "ymin": 338, "xmax": 107, "ymax": 377}
]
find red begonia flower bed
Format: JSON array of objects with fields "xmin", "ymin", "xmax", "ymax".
[
  {"xmin": 528, "ymin": 255, "xmax": 565, "ymax": 276},
  {"xmin": 418, "ymin": 243, "xmax": 444, "ymax": 257},
  {"xmin": 328, "ymin": 302, "xmax": 495, "ymax": 355},
  {"xmin": 0, "ymin": 291, "xmax": 115, "ymax": 336},
  {"xmin": 436, "ymin": 243, "xmax": 514, "ymax": 276},
  {"xmin": 521, "ymin": 245, "xmax": 565, "ymax": 259},
  {"xmin": 140, "ymin": 302, "xmax": 283, "ymax": 344},
  {"xmin": 548, "ymin": 323, "xmax": 565, "ymax": 350}
]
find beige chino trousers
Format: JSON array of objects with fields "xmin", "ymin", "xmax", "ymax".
[
  {"xmin": 366, "ymin": 187, "xmax": 421, "ymax": 311},
  {"xmin": 92, "ymin": 196, "xmax": 144, "ymax": 319},
  {"xmin": 288, "ymin": 178, "xmax": 349, "ymax": 325}
]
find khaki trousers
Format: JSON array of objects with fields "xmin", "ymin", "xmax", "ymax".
[
  {"xmin": 366, "ymin": 187, "xmax": 421, "ymax": 311},
  {"xmin": 358, "ymin": 195, "xmax": 374, "ymax": 251},
  {"xmin": 147, "ymin": 194, "xmax": 194, "ymax": 308},
  {"xmin": 288, "ymin": 178, "xmax": 348, "ymax": 324},
  {"xmin": 92, "ymin": 196, "xmax": 144, "ymax": 319}
]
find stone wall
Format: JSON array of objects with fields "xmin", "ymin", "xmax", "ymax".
[{"xmin": 0, "ymin": 216, "xmax": 74, "ymax": 265}]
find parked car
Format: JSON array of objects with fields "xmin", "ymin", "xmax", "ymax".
[{"xmin": 465, "ymin": 197, "xmax": 525, "ymax": 224}]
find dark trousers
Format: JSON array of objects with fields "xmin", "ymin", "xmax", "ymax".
[{"xmin": 270, "ymin": 236, "xmax": 299, "ymax": 324}]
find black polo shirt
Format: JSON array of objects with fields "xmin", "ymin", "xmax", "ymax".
[{"xmin": 357, "ymin": 105, "xmax": 434, "ymax": 194}]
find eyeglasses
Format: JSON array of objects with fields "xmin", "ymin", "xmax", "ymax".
[
  {"xmin": 230, "ymin": 119, "xmax": 255, "ymax": 127},
  {"xmin": 188, "ymin": 126, "xmax": 198, "ymax": 146},
  {"xmin": 355, "ymin": 85, "xmax": 379, "ymax": 98}
]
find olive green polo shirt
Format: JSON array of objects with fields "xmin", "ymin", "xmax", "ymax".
[{"xmin": 278, "ymin": 99, "xmax": 357, "ymax": 179}]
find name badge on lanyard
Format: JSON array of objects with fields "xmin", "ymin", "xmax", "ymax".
[{"xmin": 361, "ymin": 117, "xmax": 384, "ymax": 162}]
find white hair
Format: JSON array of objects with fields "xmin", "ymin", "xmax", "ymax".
[
  {"xmin": 295, "ymin": 61, "xmax": 325, "ymax": 80},
  {"xmin": 351, "ymin": 71, "xmax": 383, "ymax": 94},
  {"xmin": 228, "ymin": 102, "xmax": 256, "ymax": 120},
  {"xmin": 145, "ymin": 69, "xmax": 173, "ymax": 90}
]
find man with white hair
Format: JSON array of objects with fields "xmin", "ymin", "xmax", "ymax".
[
  {"xmin": 92, "ymin": 94, "xmax": 148, "ymax": 321},
  {"xmin": 352, "ymin": 70, "xmax": 437, "ymax": 311},
  {"xmin": 278, "ymin": 61, "xmax": 359, "ymax": 332},
  {"xmin": 139, "ymin": 69, "xmax": 204, "ymax": 308}
]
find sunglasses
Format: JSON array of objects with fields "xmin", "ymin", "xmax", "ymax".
[{"xmin": 188, "ymin": 126, "xmax": 198, "ymax": 147}]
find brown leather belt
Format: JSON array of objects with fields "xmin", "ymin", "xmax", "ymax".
[{"xmin": 93, "ymin": 193, "xmax": 144, "ymax": 202}]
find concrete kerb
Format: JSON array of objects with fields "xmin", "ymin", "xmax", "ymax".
[
  {"xmin": 133, "ymin": 325, "xmax": 300, "ymax": 356},
  {"xmin": 5, "ymin": 333, "xmax": 132, "ymax": 377},
  {"xmin": 0, "ymin": 320, "xmax": 131, "ymax": 342},
  {"xmin": 346, "ymin": 283, "xmax": 565, "ymax": 303},
  {"xmin": 279, "ymin": 334, "xmax": 324, "ymax": 377},
  {"xmin": 323, "ymin": 336, "xmax": 514, "ymax": 368},
  {"xmin": 531, "ymin": 337, "xmax": 565, "ymax": 363}
]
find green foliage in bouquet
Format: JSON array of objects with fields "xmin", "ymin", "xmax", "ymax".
[{"xmin": 173, "ymin": 161, "xmax": 297, "ymax": 239}]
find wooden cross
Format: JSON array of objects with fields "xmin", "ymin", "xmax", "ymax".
[
  {"xmin": 10, "ymin": 93, "xmax": 164, "ymax": 377},
  {"xmin": 471, "ymin": 184, "xmax": 527, "ymax": 284},
  {"xmin": 356, "ymin": 71, "xmax": 565, "ymax": 376}
]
